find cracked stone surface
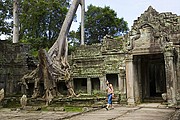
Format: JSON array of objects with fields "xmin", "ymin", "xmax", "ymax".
[
  {"xmin": 0, "ymin": 104, "xmax": 180, "ymax": 120},
  {"xmin": 67, "ymin": 107, "xmax": 175, "ymax": 120},
  {"xmin": 0, "ymin": 109, "xmax": 80, "ymax": 120}
]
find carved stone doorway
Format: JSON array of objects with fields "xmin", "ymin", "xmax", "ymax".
[
  {"xmin": 134, "ymin": 53, "xmax": 166, "ymax": 102},
  {"xmin": 73, "ymin": 78, "xmax": 87, "ymax": 94},
  {"xmin": 91, "ymin": 78, "xmax": 100, "ymax": 91},
  {"xmin": 57, "ymin": 81, "xmax": 68, "ymax": 95},
  {"xmin": 106, "ymin": 74, "xmax": 118, "ymax": 90}
]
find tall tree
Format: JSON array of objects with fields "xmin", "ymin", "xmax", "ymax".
[
  {"xmin": 19, "ymin": 0, "xmax": 70, "ymax": 56},
  {"xmin": 0, "ymin": 0, "xmax": 71, "ymax": 46},
  {"xmin": 80, "ymin": 5, "xmax": 129, "ymax": 44},
  {"xmin": 21, "ymin": 0, "xmax": 85, "ymax": 104},
  {"xmin": 13, "ymin": 0, "xmax": 19, "ymax": 43}
]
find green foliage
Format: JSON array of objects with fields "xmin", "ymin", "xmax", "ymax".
[
  {"xmin": 0, "ymin": 0, "xmax": 12, "ymax": 36},
  {"xmin": 92, "ymin": 90, "xmax": 106, "ymax": 97},
  {"xmin": 0, "ymin": 1, "xmax": 129, "ymax": 55},
  {"xmin": 68, "ymin": 30, "xmax": 80, "ymax": 54},
  {"xmin": 64, "ymin": 106, "xmax": 83, "ymax": 112},
  {"xmin": 0, "ymin": 0, "xmax": 71, "ymax": 56},
  {"xmin": 78, "ymin": 5, "xmax": 129, "ymax": 44},
  {"xmin": 19, "ymin": 0, "xmax": 70, "ymax": 55},
  {"xmin": 2, "ymin": 98, "xmax": 21, "ymax": 108}
]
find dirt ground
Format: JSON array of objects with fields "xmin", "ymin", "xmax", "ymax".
[{"xmin": 0, "ymin": 103, "xmax": 180, "ymax": 120}]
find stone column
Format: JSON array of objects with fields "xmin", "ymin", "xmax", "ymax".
[
  {"xmin": 87, "ymin": 78, "xmax": 92, "ymax": 94},
  {"xmin": 126, "ymin": 55, "xmax": 135, "ymax": 105},
  {"xmin": 119, "ymin": 67, "xmax": 126, "ymax": 93},
  {"xmin": 118, "ymin": 74, "xmax": 122, "ymax": 91},
  {"xmin": 99, "ymin": 76, "xmax": 106, "ymax": 91},
  {"xmin": 164, "ymin": 45, "xmax": 177, "ymax": 105},
  {"xmin": 137, "ymin": 58, "xmax": 142, "ymax": 101},
  {"xmin": 119, "ymin": 67, "xmax": 127, "ymax": 104},
  {"xmin": 134, "ymin": 59, "xmax": 140, "ymax": 103}
]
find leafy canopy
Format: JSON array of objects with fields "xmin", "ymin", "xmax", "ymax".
[
  {"xmin": 81, "ymin": 5, "xmax": 129, "ymax": 44},
  {"xmin": 0, "ymin": 1, "xmax": 129, "ymax": 55},
  {"xmin": 19, "ymin": 0, "xmax": 70, "ymax": 56}
]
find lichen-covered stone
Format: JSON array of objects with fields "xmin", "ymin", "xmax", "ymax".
[{"xmin": 0, "ymin": 41, "xmax": 31, "ymax": 96}]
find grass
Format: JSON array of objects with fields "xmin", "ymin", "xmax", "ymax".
[
  {"xmin": 3, "ymin": 100, "xmax": 21, "ymax": 108},
  {"xmin": 64, "ymin": 106, "xmax": 83, "ymax": 112},
  {"xmin": 40, "ymin": 105, "xmax": 83, "ymax": 112}
]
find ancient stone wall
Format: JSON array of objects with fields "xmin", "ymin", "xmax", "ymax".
[
  {"xmin": 71, "ymin": 7, "xmax": 180, "ymax": 105},
  {"xmin": 1, "ymin": 6, "xmax": 180, "ymax": 106},
  {"xmin": 71, "ymin": 44, "xmax": 103, "ymax": 78},
  {"xmin": 126, "ymin": 6, "xmax": 180, "ymax": 105},
  {"xmin": 0, "ymin": 41, "xmax": 30, "ymax": 96},
  {"xmin": 71, "ymin": 38, "xmax": 126, "ymax": 79}
]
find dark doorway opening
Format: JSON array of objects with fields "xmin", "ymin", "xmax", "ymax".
[
  {"xmin": 73, "ymin": 78, "xmax": 87, "ymax": 94},
  {"xmin": 106, "ymin": 74, "xmax": 118, "ymax": 90},
  {"xmin": 134, "ymin": 53, "xmax": 166, "ymax": 102},
  {"xmin": 27, "ymin": 83, "xmax": 34, "ymax": 96},
  {"xmin": 91, "ymin": 78, "xmax": 100, "ymax": 91},
  {"xmin": 39, "ymin": 83, "xmax": 45, "ymax": 96},
  {"xmin": 57, "ymin": 81, "xmax": 68, "ymax": 95},
  {"xmin": 149, "ymin": 63, "xmax": 166, "ymax": 97}
]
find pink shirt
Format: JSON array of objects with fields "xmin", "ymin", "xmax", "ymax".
[{"xmin": 107, "ymin": 86, "xmax": 113, "ymax": 95}]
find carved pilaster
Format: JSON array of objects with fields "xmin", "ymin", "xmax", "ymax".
[
  {"xmin": 133, "ymin": 58, "xmax": 140, "ymax": 103},
  {"xmin": 87, "ymin": 78, "xmax": 91, "ymax": 94},
  {"xmin": 119, "ymin": 66, "xmax": 126, "ymax": 94},
  {"xmin": 99, "ymin": 76, "xmax": 107, "ymax": 91},
  {"xmin": 126, "ymin": 55, "xmax": 135, "ymax": 105},
  {"xmin": 164, "ymin": 42, "xmax": 177, "ymax": 105}
]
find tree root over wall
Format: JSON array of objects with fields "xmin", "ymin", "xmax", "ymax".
[{"xmin": 20, "ymin": 0, "xmax": 85, "ymax": 106}]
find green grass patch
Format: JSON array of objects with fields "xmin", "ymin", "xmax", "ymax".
[
  {"xmin": 3, "ymin": 101, "xmax": 21, "ymax": 108},
  {"xmin": 64, "ymin": 106, "xmax": 83, "ymax": 112},
  {"xmin": 41, "ymin": 107, "xmax": 49, "ymax": 111}
]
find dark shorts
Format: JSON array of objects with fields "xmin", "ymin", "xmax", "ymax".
[{"xmin": 108, "ymin": 93, "xmax": 112, "ymax": 104}]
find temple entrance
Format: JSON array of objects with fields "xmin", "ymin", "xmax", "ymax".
[
  {"xmin": 106, "ymin": 74, "xmax": 118, "ymax": 90},
  {"xmin": 134, "ymin": 53, "xmax": 166, "ymax": 102},
  {"xmin": 57, "ymin": 81, "xmax": 68, "ymax": 95},
  {"xmin": 73, "ymin": 78, "xmax": 87, "ymax": 94},
  {"xmin": 91, "ymin": 78, "xmax": 100, "ymax": 91}
]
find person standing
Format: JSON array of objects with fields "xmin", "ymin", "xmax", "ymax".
[{"xmin": 106, "ymin": 81, "xmax": 114, "ymax": 110}]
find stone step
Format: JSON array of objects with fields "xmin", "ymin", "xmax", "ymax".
[{"xmin": 143, "ymin": 97, "xmax": 164, "ymax": 103}]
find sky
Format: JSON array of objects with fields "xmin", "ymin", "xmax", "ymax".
[{"xmin": 70, "ymin": 0, "xmax": 180, "ymax": 31}]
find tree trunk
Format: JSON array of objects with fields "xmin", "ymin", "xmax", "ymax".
[
  {"xmin": 21, "ymin": 0, "xmax": 85, "ymax": 105},
  {"xmin": 80, "ymin": 0, "xmax": 85, "ymax": 45},
  {"xmin": 13, "ymin": 0, "xmax": 19, "ymax": 43}
]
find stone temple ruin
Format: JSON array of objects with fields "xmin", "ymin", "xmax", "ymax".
[
  {"xmin": 71, "ymin": 6, "xmax": 180, "ymax": 106},
  {"xmin": 0, "ymin": 6, "xmax": 180, "ymax": 106},
  {"xmin": 126, "ymin": 6, "xmax": 180, "ymax": 105}
]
